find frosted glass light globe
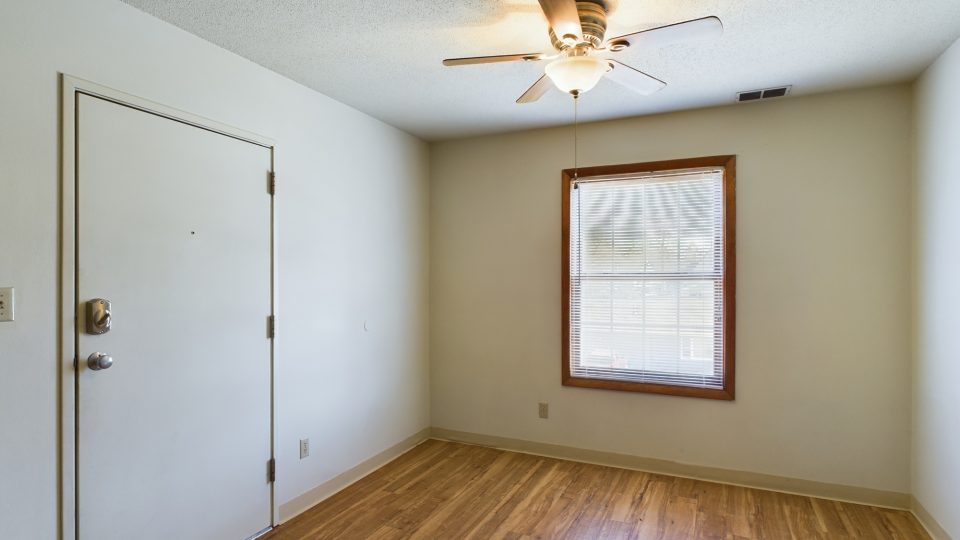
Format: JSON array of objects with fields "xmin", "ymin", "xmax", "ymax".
[{"xmin": 545, "ymin": 55, "xmax": 609, "ymax": 94}]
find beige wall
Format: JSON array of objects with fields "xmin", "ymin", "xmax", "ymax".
[
  {"xmin": 0, "ymin": 0, "xmax": 935, "ymax": 533},
  {"xmin": 430, "ymin": 85, "xmax": 913, "ymax": 494},
  {"xmin": 913, "ymin": 37, "xmax": 960, "ymax": 539},
  {"xmin": 0, "ymin": 0, "xmax": 430, "ymax": 538}
]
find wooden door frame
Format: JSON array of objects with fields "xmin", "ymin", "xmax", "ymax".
[{"xmin": 59, "ymin": 74, "xmax": 279, "ymax": 539}]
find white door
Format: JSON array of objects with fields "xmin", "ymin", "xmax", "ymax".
[{"xmin": 76, "ymin": 93, "xmax": 273, "ymax": 540}]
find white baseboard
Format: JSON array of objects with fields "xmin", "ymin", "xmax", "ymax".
[
  {"xmin": 277, "ymin": 426, "xmax": 922, "ymax": 528},
  {"xmin": 431, "ymin": 427, "xmax": 911, "ymax": 510},
  {"xmin": 278, "ymin": 428, "xmax": 432, "ymax": 522},
  {"xmin": 911, "ymin": 496, "xmax": 954, "ymax": 540}
]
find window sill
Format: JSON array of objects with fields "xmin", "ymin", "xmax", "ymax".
[{"xmin": 562, "ymin": 374, "xmax": 735, "ymax": 400}]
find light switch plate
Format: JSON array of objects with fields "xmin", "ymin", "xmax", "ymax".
[
  {"xmin": 299, "ymin": 438, "xmax": 310, "ymax": 459},
  {"xmin": 538, "ymin": 402, "xmax": 549, "ymax": 419},
  {"xmin": 0, "ymin": 288, "xmax": 13, "ymax": 322}
]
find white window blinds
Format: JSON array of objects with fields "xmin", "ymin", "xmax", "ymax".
[{"xmin": 569, "ymin": 167, "xmax": 726, "ymax": 390}]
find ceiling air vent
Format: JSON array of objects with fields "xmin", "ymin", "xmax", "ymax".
[{"xmin": 737, "ymin": 85, "xmax": 792, "ymax": 103}]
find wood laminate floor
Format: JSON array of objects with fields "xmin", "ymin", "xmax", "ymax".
[{"xmin": 265, "ymin": 439, "xmax": 928, "ymax": 540}]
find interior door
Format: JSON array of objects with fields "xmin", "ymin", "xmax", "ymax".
[{"xmin": 76, "ymin": 93, "xmax": 273, "ymax": 540}]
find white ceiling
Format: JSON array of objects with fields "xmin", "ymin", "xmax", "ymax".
[{"xmin": 122, "ymin": 0, "xmax": 960, "ymax": 141}]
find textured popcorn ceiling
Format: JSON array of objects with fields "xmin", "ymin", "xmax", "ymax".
[{"xmin": 122, "ymin": 0, "xmax": 960, "ymax": 140}]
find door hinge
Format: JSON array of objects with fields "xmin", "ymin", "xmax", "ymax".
[
  {"xmin": 268, "ymin": 315, "xmax": 276, "ymax": 339},
  {"xmin": 268, "ymin": 458, "xmax": 276, "ymax": 483},
  {"xmin": 268, "ymin": 172, "xmax": 276, "ymax": 195}
]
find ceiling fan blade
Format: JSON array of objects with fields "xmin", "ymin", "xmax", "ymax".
[
  {"xmin": 517, "ymin": 75, "xmax": 553, "ymax": 104},
  {"xmin": 538, "ymin": 0, "xmax": 583, "ymax": 44},
  {"xmin": 607, "ymin": 16, "xmax": 723, "ymax": 50},
  {"xmin": 443, "ymin": 53, "xmax": 548, "ymax": 66},
  {"xmin": 605, "ymin": 60, "xmax": 666, "ymax": 95}
]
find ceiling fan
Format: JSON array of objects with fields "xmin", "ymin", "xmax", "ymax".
[{"xmin": 442, "ymin": 0, "xmax": 723, "ymax": 103}]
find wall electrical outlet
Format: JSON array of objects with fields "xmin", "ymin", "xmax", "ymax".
[
  {"xmin": 299, "ymin": 438, "xmax": 310, "ymax": 459},
  {"xmin": 538, "ymin": 402, "xmax": 549, "ymax": 419},
  {"xmin": 0, "ymin": 288, "xmax": 13, "ymax": 322}
]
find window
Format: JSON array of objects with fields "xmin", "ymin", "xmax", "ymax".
[{"xmin": 562, "ymin": 156, "xmax": 736, "ymax": 400}]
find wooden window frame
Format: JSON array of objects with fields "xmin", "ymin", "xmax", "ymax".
[{"xmin": 561, "ymin": 155, "xmax": 737, "ymax": 400}]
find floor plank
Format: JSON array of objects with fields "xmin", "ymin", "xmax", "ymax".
[{"xmin": 265, "ymin": 440, "xmax": 928, "ymax": 540}]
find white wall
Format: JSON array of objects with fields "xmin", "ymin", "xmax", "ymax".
[
  {"xmin": 0, "ymin": 1, "xmax": 430, "ymax": 538},
  {"xmin": 430, "ymin": 85, "xmax": 913, "ymax": 495},
  {"xmin": 913, "ymin": 37, "xmax": 960, "ymax": 539}
]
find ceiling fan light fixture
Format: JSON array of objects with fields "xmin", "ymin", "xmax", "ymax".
[{"xmin": 545, "ymin": 55, "xmax": 608, "ymax": 95}]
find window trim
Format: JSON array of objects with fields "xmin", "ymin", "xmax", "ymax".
[{"xmin": 561, "ymin": 155, "xmax": 737, "ymax": 400}]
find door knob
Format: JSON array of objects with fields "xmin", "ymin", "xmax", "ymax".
[{"xmin": 87, "ymin": 352, "xmax": 114, "ymax": 371}]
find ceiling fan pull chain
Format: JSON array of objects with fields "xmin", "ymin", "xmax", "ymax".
[{"xmin": 573, "ymin": 94, "xmax": 579, "ymax": 181}]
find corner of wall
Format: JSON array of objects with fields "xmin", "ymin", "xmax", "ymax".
[{"xmin": 909, "ymin": 34, "xmax": 960, "ymax": 540}]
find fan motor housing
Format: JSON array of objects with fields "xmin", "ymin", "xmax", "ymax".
[{"xmin": 550, "ymin": 0, "xmax": 610, "ymax": 50}]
